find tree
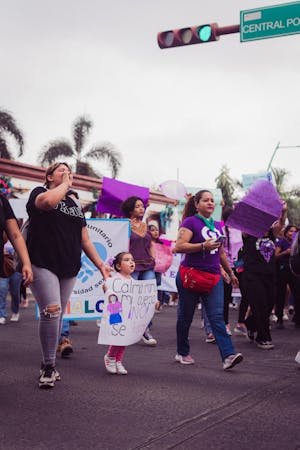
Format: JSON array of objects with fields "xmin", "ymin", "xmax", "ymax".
[
  {"xmin": 0, "ymin": 109, "xmax": 24, "ymax": 158},
  {"xmin": 271, "ymin": 167, "xmax": 300, "ymax": 225},
  {"xmin": 215, "ymin": 165, "xmax": 236, "ymax": 207},
  {"xmin": 271, "ymin": 167, "xmax": 289, "ymax": 196},
  {"xmin": 38, "ymin": 116, "xmax": 121, "ymax": 178}
]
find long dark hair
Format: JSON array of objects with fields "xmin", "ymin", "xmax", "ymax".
[
  {"xmin": 284, "ymin": 224, "xmax": 298, "ymax": 238},
  {"xmin": 182, "ymin": 190, "xmax": 212, "ymax": 221}
]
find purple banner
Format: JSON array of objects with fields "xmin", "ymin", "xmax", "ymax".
[
  {"xmin": 96, "ymin": 177, "xmax": 150, "ymax": 217},
  {"xmin": 226, "ymin": 180, "xmax": 282, "ymax": 238}
]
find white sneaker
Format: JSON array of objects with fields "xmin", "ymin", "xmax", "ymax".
[
  {"xmin": 142, "ymin": 329, "xmax": 157, "ymax": 346},
  {"xmin": 104, "ymin": 354, "xmax": 117, "ymax": 374},
  {"xmin": 116, "ymin": 361, "xmax": 128, "ymax": 375},
  {"xmin": 0, "ymin": 317, "xmax": 6, "ymax": 325},
  {"xmin": 175, "ymin": 354, "xmax": 195, "ymax": 364},
  {"xmin": 226, "ymin": 324, "xmax": 232, "ymax": 336},
  {"xmin": 10, "ymin": 313, "xmax": 20, "ymax": 322},
  {"xmin": 223, "ymin": 353, "xmax": 243, "ymax": 370},
  {"xmin": 295, "ymin": 351, "xmax": 300, "ymax": 364}
]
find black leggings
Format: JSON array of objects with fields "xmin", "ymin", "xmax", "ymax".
[
  {"xmin": 243, "ymin": 272, "xmax": 275, "ymax": 342},
  {"xmin": 223, "ymin": 281, "xmax": 232, "ymax": 325},
  {"xmin": 236, "ymin": 271, "xmax": 248, "ymax": 324},
  {"xmin": 275, "ymin": 266, "xmax": 300, "ymax": 324}
]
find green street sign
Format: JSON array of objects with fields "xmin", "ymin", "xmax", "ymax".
[{"xmin": 240, "ymin": 2, "xmax": 300, "ymax": 42}]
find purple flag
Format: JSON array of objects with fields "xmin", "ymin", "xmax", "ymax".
[
  {"xmin": 96, "ymin": 177, "xmax": 150, "ymax": 217},
  {"xmin": 226, "ymin": 180, "xmax": 282, "ymax": 238}
]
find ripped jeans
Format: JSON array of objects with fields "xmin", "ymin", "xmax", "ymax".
[{"xmin": 30, "ymin": 265, "xmax": 76, "ymax": 366}]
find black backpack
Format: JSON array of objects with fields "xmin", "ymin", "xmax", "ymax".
[{"xmin": 289, "ymin": 232, "xmax": 300, "ymax": 276}]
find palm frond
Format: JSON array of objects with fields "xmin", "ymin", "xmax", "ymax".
[
  {"xmin": 0, "ymin": 109, "xmax": 24, "ymax": 156},
  {"xmin": 38, "ymin": 140, "xmax": 74, "ymax": 166},
  {"xmin": 72, "ymin": 116, "xmax": 92, "ymax": 156},
  {"xmin": 75, "ymin": 160, "xmax": 102, "ymax": 178},
  {"xmin": 0, "ymin": 136, "xmax": 13, "ymax": 159},
  {"xmin": 84, "ymin": 143, "xmax": 122, "ymax": 178}
]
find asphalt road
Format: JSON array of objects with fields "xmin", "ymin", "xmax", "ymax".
[{"xmin": 1, "ymin": 300, "xmax": 299, "ymax": 450}]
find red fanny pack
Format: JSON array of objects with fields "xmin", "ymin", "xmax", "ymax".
[{"xmin": 179, "ymin": 265, "xmax": 220, "ymax": 295}]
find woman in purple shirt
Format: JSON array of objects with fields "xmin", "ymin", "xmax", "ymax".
[{"xmin": 174, "ymin": 190, "xmax": 243, "ymax": 370}]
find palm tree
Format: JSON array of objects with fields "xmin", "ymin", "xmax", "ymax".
[
  {"xmin": 0, "ymin": 109, "xmax": 24, "ymax": 158},
  {"xmin": 38, "ymin": 116, "xmax": 121, "ymax": 178},
  {"xmin": 215, "ymin": 165, "xmax": 236, "ymax": 207},
  {"xmin": 271, "ymin": 167, "xmax": 289, "ymax": 196}
]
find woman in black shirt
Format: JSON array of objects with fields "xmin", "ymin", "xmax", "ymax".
[
  {"xmin": 242, "ymin": 204, "xmax": 287, "ymax": 349},
  {"xmin": 27, "ymin": 162, "xmax": 110, "ymax": 388},
  {"xmin": 0, "ymin": 195, "xmax": 32, "ymax": 323}
]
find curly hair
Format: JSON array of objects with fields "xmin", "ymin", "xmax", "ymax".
[{"xmin": 121, "ymin": 196, "xmax": 144, "ymax": 218}]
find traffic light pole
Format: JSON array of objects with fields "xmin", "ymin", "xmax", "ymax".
[
  {"xmin": 157, "ymin": 23, "xmax": 240, "ymax": 49},
  {"xmin": 216, "ymin": 24, "xmax": 240, "ymax": 37}
]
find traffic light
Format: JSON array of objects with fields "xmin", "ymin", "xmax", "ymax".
[{"xmin": 157, "ymin": 23, "xmax": 219, "ymax": 49}]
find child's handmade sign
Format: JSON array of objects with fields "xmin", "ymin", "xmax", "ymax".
[{"xmin": 98, "ymin": 277, "xmax": 157, "ymax": 346}]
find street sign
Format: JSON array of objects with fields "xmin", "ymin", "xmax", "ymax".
[{"xmin": 240, "ymin": 2, "xmax": 300, "ymax": 42}]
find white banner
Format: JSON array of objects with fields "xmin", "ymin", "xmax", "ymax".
[
  {"xmin": 98, "ymin": 278, "xmax": 157, "ymax": 346},
  {"xmin": 63, "ymin": 219, "xmax": 130, "ymax": 320},
  {"xmin": 158, "ymin": 252, "xmax": 181, "ymax": 293}
]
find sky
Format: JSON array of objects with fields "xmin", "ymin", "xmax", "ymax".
[{"xmin": 2, "ymin": 0, "xmax": 300, "ymax": 192}]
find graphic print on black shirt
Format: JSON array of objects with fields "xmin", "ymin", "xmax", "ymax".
[
  {"xmin": 26, "ymin": 186, "xmax": 86, "ymax": 278},
  {"xmin": 256, "ymin": 237, "xmax": 275, "ymax": 263},
  {"xmin": 243, "ymin": 233, "xmax": 276, "ymax": 275}
]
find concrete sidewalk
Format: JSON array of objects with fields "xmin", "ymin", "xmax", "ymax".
[{"xmin": 0, "ymin": 303, "xmax": 299, "ymax": 450}]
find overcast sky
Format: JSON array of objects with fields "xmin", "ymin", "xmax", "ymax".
[{"xmin": 2, "ymin": 0, "xmax": 300, "ymax": 191}]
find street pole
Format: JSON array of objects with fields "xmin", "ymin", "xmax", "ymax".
[
  {"xmin": 267, "ymin": 141, "xmax": 280, "ymax": 172},
  {"xmin": 267, "ymin": 142, "xmax": 300, "ymax": 172}
]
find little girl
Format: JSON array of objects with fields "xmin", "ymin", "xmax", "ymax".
[{"xmin": 103, "ymin": 252, "xmax": 136, "ymax": 375}]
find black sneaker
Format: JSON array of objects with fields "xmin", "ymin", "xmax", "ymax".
[
  {"xmin": 142, "ymin": 329, "xmax": 157, "ymax": 346},
  {"xmin": 40, "ymin": 363, "xmax": 61, "ymax": 381},
  {"xmin": 247, "ymin": 329, "xmax": 255, "ymax": 342},
  {"xmin": 256, "ymin": 341, "xmax": 275, "ymax": 350},
  {"xmin": 39, "ymin": 364, "xmax": 56, "ymax": 388}
]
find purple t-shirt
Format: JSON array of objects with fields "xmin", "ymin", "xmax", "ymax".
[
  {"xmin": 276, "ymin": 238, "xmax": 291, "ymax": 267},
  {"xmin": 181, "ymin": 216, "xmax": 223, "ymax": 274}
]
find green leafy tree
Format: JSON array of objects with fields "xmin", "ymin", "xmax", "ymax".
[
  {"xmin": 215, "ymin": 165, "xmax": 236, "ymax": 207},
  {"xmin": 0, "ymin": 109, "xmax": 24, "ymax": 158},
  {"xmin": 38, "ymin": 116, "xmax": 121, "ymax": 178},
  {"xmin": 271, "ymin": 167, "xmax": 300, "ymax": 225},
  {"xmin": 271, "ymin": 167, "xmax": 289, "ymax": 197}
]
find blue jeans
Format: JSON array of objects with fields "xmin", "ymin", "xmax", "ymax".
[
  {"xmin": 60, "ymin": 319, "xmax": 70, "ymax": 339},
  {"xmin": 132, "ymin": 269, "xmax": 156, "ymax": 281},
  {"xmin": 201, "ymin": 303, "xmax": 213, "ymax": 335},
  {"xmin": 0, "ymin": 272, "xmax": 23, "ymax": 318},
  {"xmin": 176, "ymin": 273, "xmax": 235, "ymax": 361}
]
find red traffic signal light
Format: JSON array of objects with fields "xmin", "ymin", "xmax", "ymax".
[{"xmin": 157, "ymin": 23, "xmax": 219, "ymax": 49}]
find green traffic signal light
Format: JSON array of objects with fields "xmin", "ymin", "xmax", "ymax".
[
  {"xmin": 198, "ymin": 25, "xmax": 212, "ymax": 42},
  {"xmin": 157, "ymin": 23, "xmax": 219, "ymax": 49}
]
